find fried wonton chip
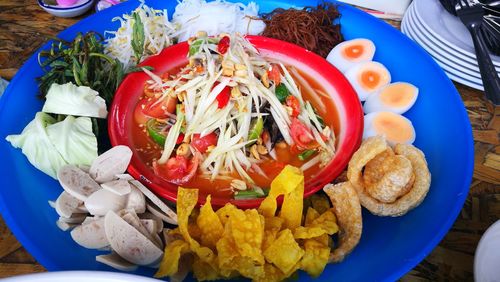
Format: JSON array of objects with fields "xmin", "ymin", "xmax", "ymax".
[
  {"xmin": 279, "ymin": 171, "xmax": 304, "ymax": 230},
  {"xmin": 229, "ymin": 209, "xmax": 265, "ymax": 264},
  {"xmin": 310, "ymin": 210, "xmax": 338, "ymax": 235},
  {"xmin": 304, "ymin": 207, "xmax": 321, "ymax": 226},
  {"xmin": 262, "ymin": 216, "xmax": 284, "ymax": 251},
  {"xmin": 300, "ymin": 239, "xmax": 330, "ymax": 277},
  {"xmin": 177, "ymin": 187, "xmax": 216, "ymax": 265},
  {"xmin": 216, "ymin": 211, "xmax": 265, "ymax": 280},
  {"xmin": 293, "ymin": 226, "xmax": 327, "ymax": 239},
  {"xmin": 310, "ymin": 194, "xmax": 331, "ymax": 215},
  {"xmin": 192, "ymin": 257, "xmax": 221, "ymax": 281},
  {"xmin": 155, "ymin": 239, "xmax": 190, "ymax": 278},
  {"xmin": 259, "ymin": 165, "xmax": 303, "ymax": 218},
  {"xmin": 263, "ymin": 229, "xmax": 304, "ymax": 274},
  {"xmin": 254, "ymin": 264, "xmax": 285, "ymax": 282},
  {"xmin": 215, "ymin": 203, "xmax": 238, "ymax": 226},
  {"xmin": 197, "ymin": 195, "xmax": 224, "ymax": 249}
]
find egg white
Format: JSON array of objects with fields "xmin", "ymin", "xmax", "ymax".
[
  {"xmin": 345, "ymin": 61, "xmax": 391, "ymax": 102},
  {"xmin": 326, "ymin": 38, "xmax": 376, "ymax": 73},
  {"xmin": 363, "ymin": 111, "xmax": 416, "ymax": 145},
  {"xmin": 364, "ymin": 82, "xmax": 419, "ymax": 114}
]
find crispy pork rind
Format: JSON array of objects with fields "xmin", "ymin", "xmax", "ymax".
[
  {"xmin": 347, "ymin": 136, "xmax": 431, "ymax": 216},
  {"xmin": 323, "ymin": 182, "xmax": 362, "ymax": 263}
]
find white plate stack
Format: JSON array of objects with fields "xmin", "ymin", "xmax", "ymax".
[{"xmin": 401, "ymin": 0, "xmax": 500, "ymax": 91}]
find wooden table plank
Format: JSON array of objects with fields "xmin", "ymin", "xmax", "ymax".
[{"xmin": 0, "ymin": 0, "xmax": 498, "ymax": 280}]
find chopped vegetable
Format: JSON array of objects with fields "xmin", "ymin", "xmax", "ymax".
[
  {"xmin": 146, "ymin": 119, "xmax": 168, "ymax": 146},
  {"xmin": 217, "ymin": 36, "xmax": 230, "ymax": 54},
  {"xmin": 298, "ymin": 149, "xmax": 316, "ymax": 161},
  {"xmin": 286, "ymin": 95, "xmax": 300, "ymax": 117},
  {"xmin": 154, "ymin": 154, "xmax": 200, "ymax": 184},
  {"xmin": 234, "ymin": 189, "xmax": 269, "ymax": 200},
  {"xmin": 275, "ymin": 84, "xmax": 289, "ymax": 103},
  {"xmin": 215, "ymin": 85, "xmax": 231, "ymax": 108},
  {"xmin": 248, "ymin": 117, "xmax": 264, "ymax": 143},
  {"xmin": 191, "ymin": 133, "xmax": 218, "ymax": 153}
]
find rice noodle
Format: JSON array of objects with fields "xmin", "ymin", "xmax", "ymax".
[{"xmin": 172, "ymin": 0, "xmax": 266, "ymax": 42}]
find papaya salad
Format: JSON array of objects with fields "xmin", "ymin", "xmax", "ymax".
[{"xmin": 132, "ymin": 32, "xmax": 337, "ymax": 199}]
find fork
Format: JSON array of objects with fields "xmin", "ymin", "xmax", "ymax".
[{"xmin": 456, "ymin": 0, "xmax": 500, "ymax": 104}]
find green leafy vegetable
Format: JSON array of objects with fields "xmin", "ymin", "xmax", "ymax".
[
  {"xmin": 46, "ymin": 116, "xmax": 98, "ymax": 166},
  {"xmin": 298, "ymin": 149, "xmax": 316, "ymax": 161},
  {"xmin": 37, "ymin": 32, "xmax": 126, "ymax": 106},
  {"xmin": 6, "ymin": 113, "xmax": 68, "ymax": 179},
  {"xmin": 6, "ymin": 113, "xmax": 99, "ymax": 179},
  {"xmin": 275, "ymin": 84, "xmax": 290, "ymax": 103},
  {"xmin": 42, "ymin": 82, "xmax": 107, "ymax": 118},
  {"xmin": 131, "ymin": 12, "xmax": 145, "ymax": 62}
]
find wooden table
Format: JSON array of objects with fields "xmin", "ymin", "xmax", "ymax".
[{"xmin": 0, "ymin": 0, "xmax": 498, "ymax": 280}]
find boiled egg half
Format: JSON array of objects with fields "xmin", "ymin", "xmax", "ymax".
[
  {"xmin": 363, "ymin": 111, "xmax": 416, "ymax": 145},
  {"xmin": 326, "ymin": 38, "xmax": 376, "ymax": 73},
  {"xmin": 364, "ymin": 82, "xmax": 419, "ymax": 115},
  {"xmin": 345, "ymin": 61, "xmax": 391, "ymax": 101}
]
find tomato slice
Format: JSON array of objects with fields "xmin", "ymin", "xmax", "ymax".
[
  {"xmin": 142, "ymin": 95, "xmax": 177, "ymax": 119},
  {"xmin": 153, "ymin": 154, "xmax": 200, "ymax": 185},
  {"xmin": 290, "ymin": 118, "xmax": 315, "ymax": 149},
  {"xmin": 286, "ymin": 96, "xmax": 300, "ymax": 117},
  {"xmin": 268, "ymin": 64, "xmax": 281, "ymax": 85},
  {"xmin": 191, "ymin": 133, "xmax": 218, "ymax": 153}
]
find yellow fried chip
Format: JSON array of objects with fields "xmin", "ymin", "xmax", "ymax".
[
  {"xmin": 192, "ymin": 257, "xmax": 220, "ymax": 281},
  {"xmin": 300, "ymin": 239, "xmax": 330, "ymax": 277},
  {"xmin": 215, "ymin": 203, "xmax": 238, "ymax": 226},
  {"xmin": 254, "ymin": 264, "xmax": 285, "ymax": 282},
  {"xmin": 197, "ymin": 195, "xmax": 224, "ymax": 249},
  {"xmin": 230, "ymin": 209, "xmax": 265, "ymax": 264},
  {"xmin": 310, "ymin": 209, "xmax": 339, "ymax": 235},
  {"xmin": 304, "ymin": 207, "xmax": 320, "ymax": 227},
  {"xmin": 263, "ymin": 229, "xmax": 304, "ymax": 274},
  {"xmin": 310, "ymin": 194, "xmax": 331, "ymax": 215},
  {"xmin": 154, "ymin": 239, "xmax": 190, "ymax": 278},
  {"xmin": 293, "ymin": 226, "xmax": 327, "ymax": 239},
  {"xmin": 262, "ymin": 216, "xmax": 284, "ymax": 251},
  {"xmin": 259, "ymin": 165, "xmax": 304, "ymax": 218},
  {"xmin": 279, "ymin": 174, "xmax": 304, "ymax": 230},
  {"xmin": 215, "ymin": 213, "xmax": 265, "ymax": 280},
  {"xmin": 177, "ymin": 187, "xmax": 216, "ymax": 265}
]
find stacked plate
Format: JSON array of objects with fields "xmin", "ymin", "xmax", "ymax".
[{"xmin": 402, "ymin": 0, "xmax": 500, "ymax": 91}]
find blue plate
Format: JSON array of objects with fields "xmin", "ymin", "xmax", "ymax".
[{"xmin": 0, "ymin": 0, "xmax": 473, "ymax": 281}]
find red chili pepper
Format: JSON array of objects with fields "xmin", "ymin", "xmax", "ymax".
[
  {"xmin": 218, "ymin": 36, "xmax": 230, "ymax": 55},
  {"xmin": 216, "ymin": 86, "xmax": 231, "ymax": 108},
  {"xmin": 213, "ymin": 81, "xmax": 231, "ymax": 109},
  {"xmin": 176, "ymin": 133, "xmax": 184, "ymax": 145},
  {"xmin": 286, "ymin": 96, "xmax": 300, "ymax": 117}
]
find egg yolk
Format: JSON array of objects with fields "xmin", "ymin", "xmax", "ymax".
[
  {"xmin": 360, "ymin": 70, "xmax": 381, "ymax": 90},
  {"xmin": 373, "ymin": 112, "xmax": 414, "ymax": 143},
  {"xmin": 343, "ymin": 44, "xmax": 364, "ymax": 60},
  {"xmin": 380, "ymin": 83, "xmax": 415, "ymax": 107}
]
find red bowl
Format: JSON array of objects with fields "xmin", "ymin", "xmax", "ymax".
[{"xmin": 109, "ymin": 35, "xmax": 363, "ymax": 208}]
